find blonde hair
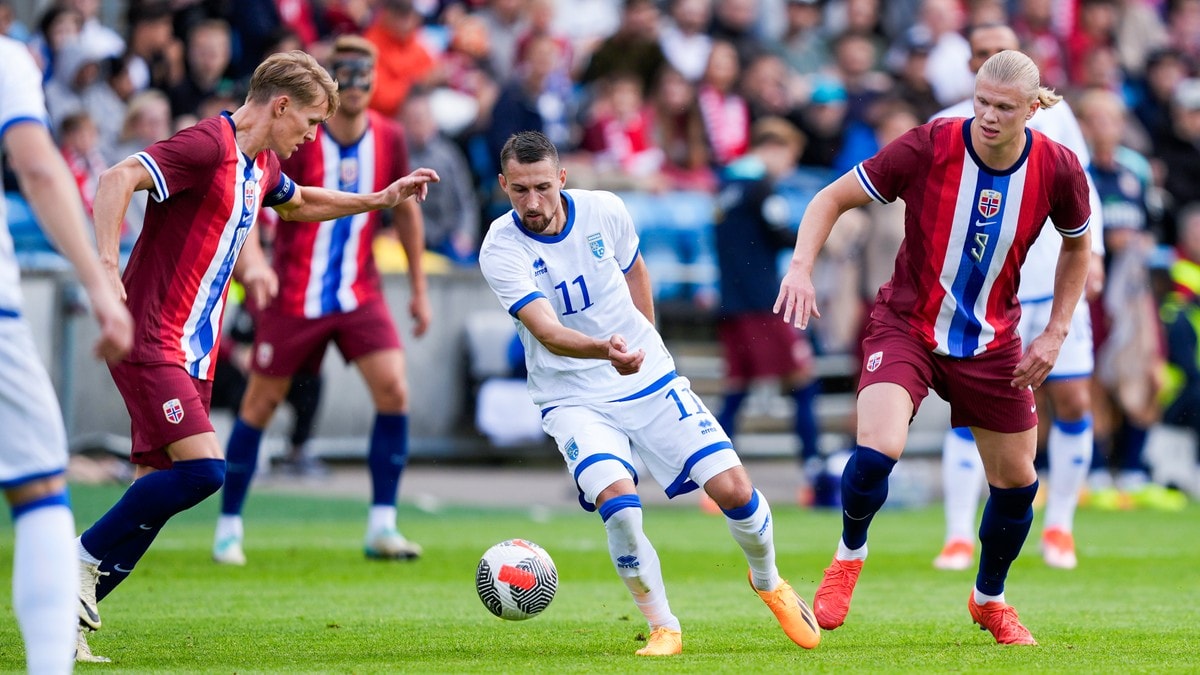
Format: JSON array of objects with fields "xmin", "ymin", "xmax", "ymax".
[
  {"xmin": 332, "ymin": 34, "xmax": 378, "ymax": 62},
  {"xmin": 977, "ymin": 49, "xmax": 1062, "ymax": 109},
  {"xmin": 119, "ymin": 88, "xmax": 170, "ymax": 142},
  {"xmin": 246, "ymin": 50, "xmax": 339, "ymax": 118}
]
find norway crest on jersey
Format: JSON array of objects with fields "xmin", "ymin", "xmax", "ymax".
[
  {"xmin": 588, "ymin": 233, "xmax": 605, "ymax": 259},
  {"xmin": 978, "ymin": 189, "xmax": 1002, "ymax": 219},
  {"xmin": 162, "ymin": 398, "xmax": 185, "ymax": 425},
  {"xmin": 243, "ymin": 180, "xmax": 257, "ymax": 211}
]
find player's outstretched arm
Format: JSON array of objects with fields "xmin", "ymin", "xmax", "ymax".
[
  {"xmin": 515, "ymin": 297, "xmax": 645, "ymax": 375},
  {"xmin": 392, "ymin": 199, "xmax": 431, "ymax": 337},
  {"xmin": 93, "ymin": 156, "xmax": 156, "ymax": 302},
  {"xmin": 775, "ymin": 171, "xmax": 873, "ymax": 329},
  {"xmin": 274, "ymin": 168, "xmax": 441, "ymax": 223},
  {"xmin": 6, "ymin": 122, "xmax": 133, "ymax": 361}
]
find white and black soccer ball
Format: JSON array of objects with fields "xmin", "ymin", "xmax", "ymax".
[{"xmin": 475, "ymin": 539, "xmax": 557, "ymax": 620}]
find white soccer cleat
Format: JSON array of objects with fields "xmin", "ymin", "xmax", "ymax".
[
  {"xmin": 78, "ymin": 561, "xmax": 106, "ymax": 631},
  {"xmin": 213, "ymin": 535, "xmax": 247, "ymax": 566},
  {"xmin": 75, "ymin": 624, "xmax": 111, "ymax": 663},
  {"xmin": 364, "ymin": 528, "xmax": 423, "ymax": 560}
]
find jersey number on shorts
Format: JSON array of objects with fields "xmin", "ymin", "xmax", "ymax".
[
  {"xmin": 666, "ymin": 386, "xmax": 708, "ymax": 421},
  {"xmin": 554, "ymin": 275, "xmax": 594, "ymax": 316}
]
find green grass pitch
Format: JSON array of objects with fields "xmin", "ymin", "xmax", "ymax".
[{"xmin": 0, "ymin": 483, "xmax": 1197, "ymax": 673}]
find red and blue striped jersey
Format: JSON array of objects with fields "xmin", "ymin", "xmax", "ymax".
[
  {"xmin": 272, "ymin": 110, "xmax": 410, "ymax": 318},
  {"xmin": 856, "ymin": 117, "xmax": 1090, "ymax": 357},
  {"xmin": 124, "ymin": 113, "xmax": 295, "ymax": 379}
]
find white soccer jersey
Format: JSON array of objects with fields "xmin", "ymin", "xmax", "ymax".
[
  {"xmin": 480, "ymin": 189, "xmax": 675, "ymax": 407},
  {"xmin": 933, "ymin": 98, "xmax": 1104, "ymax": 301},
  {"xmin": 0, "ymin": 37, "xmax": 51, "ymax": 316}
]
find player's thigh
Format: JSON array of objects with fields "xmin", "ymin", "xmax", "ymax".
[
  {"xmin": 354, "ymin": 348, "xmax": 407, "ymax": 411},
  {"xmin": 622, "ymin": 376, "xmax": 742, "ymax": 499},
  {"xmin": 542, "ymin": 405, "xmax": 635, "ymax": 509},
  {"xmin": 854, "ymin": 383, "xmax": 914, "ymax": 459},
  {"xmin": 938, "ymin": 340, "xmax": 1038, "ymax": 433},
  {"xmin": 108, "ymin": 361, "xmax": 216, "ymax": 469},
  {"xmin": 972, "ymin": 425, "xmax": 1037, "ymax": 488},
  {"xmin": 0, "ymin": 320, "xmax": 67, "ymax": 487}
]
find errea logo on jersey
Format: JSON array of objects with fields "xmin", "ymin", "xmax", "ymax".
[
  {"xmin": 533, "ymin": 258, "xmax": 548, "ymax": 277},
  {"xmin": 698, "ymin": 418, "xmax": 717, "ymax": 435}
]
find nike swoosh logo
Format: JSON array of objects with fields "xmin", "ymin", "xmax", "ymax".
[
  {"xmin": 139, "ymin": 524, "xmax": 154, "ymax": 530},
  {"xmin": 113, "ymin": 564, "xmax": 133, "ymax": 573},
  {"xmin": 79, "ymin": 598, "xmax": 100, "ymax": 624}
]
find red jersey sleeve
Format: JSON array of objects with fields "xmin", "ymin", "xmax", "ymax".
[
  {"xmin": 1048, "ymin": 145, "xmax": 1091, "ymax": 237},
  {"xmin": 137, "ymin": 120, "xmax": 223, "ymax": 203},
  {"xmin": 855, "ymin": 121, "xmax": 939, "ymax": 204}
]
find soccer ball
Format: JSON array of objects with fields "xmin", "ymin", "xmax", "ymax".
[{"xmin": 475, "ymin": 539, "xmax": 557, "ymax": 620}]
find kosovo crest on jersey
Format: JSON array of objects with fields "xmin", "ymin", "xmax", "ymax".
[
  {"xmin": 978, "ymin": 189, "xmax": 1002, "ymax": 218},
  {"xmin": 587, "ymin": 232, "xmax": 605, "ymax": 259},
  {"xmin": 565, "ymin": 437, "xmax": 579, "ymax": 460}
]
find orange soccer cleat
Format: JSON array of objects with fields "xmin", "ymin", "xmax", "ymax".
[
  {"xmin": 813, "ymin": 557, "xmax": 863, "ymax": 630},
  {"xmin": 750, "ymin": 571, "xmax": 821, "ymax": 649},
  {"xmin": 968, "ymin": 594, "xmax": 1038, "ymax": 645},
  {"xmin": 933, "ymin": 538, "xmax": 975, "ymax": 571},
  {"xmin": 635, "ymin": 627, "xmax": 682, "ymax": 656}
]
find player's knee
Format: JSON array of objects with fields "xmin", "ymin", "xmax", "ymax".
[
  {"xmin": 240, "ymin": 392, "xmax": 284, "ymax": 427},
  {"xmin": 371, "ymin": 380, "xmax": 408, "ymax": 413},
  {"xmin": 703, "ymin": 468, "xmax": 754, "ymax": 510},
  {"xmin": 176, "ymin": 458, "xmax": 226, "ymax": 499}
]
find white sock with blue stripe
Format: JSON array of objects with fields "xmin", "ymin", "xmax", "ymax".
[
  {"xmin": 1045, "ymin": 416, "xmax": 1093, "ymax": 533},
  {"xmin": 723, "ymin": 489, "xmax": 782, "ymax": 591},
  {"xmin": 600, "ymin": 495, "xmax": 679, "ymax": 631},
  {"xmin": 12, "ymin": 493, "xmax": 76, "ymax": 674}
]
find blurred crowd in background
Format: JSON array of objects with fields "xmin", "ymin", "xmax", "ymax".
[{"xmin": 4, "ymin": 0, "xmax": 1200, "ymax": 502}]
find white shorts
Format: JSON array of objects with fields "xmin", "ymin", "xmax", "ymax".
[
  {"xmin": 0, "ymin": 318, "xmax": 67, "ymax": 488},
  {"xmin": 1017, "ymin": 296, "xmax": 1093, "ymax": 380},
  {"xmin": 541, "ymin": 374, "xmax": 741, "ymax": 510}
]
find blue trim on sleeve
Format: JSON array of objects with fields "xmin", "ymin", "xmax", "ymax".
[
  {"xmin": 598, "ymin": 494, "xmax": 642, "ymax": 522},
  {"xmin": 1052, "ymin": 416, "xmax": 1092, "ymax": 435},
  {"xmin": 951, "ymin": 426, "xmax": 974, "ymax": 441},
  {"xmin": 1020, "ymin": 294, "xmax": 1054, "ymax": 305},
  {"xmin": 665, "ymin": 441, "xmax": 735, "ymax": 498},
  {"xmin": 853, "ymin": 164, "xmax": 887, "ymax": 203},
  {"xmin": 134, "ymin": 152, "xmax": 168, "ymax": 202},
  {"xmin": 10, "ymin": 490, "xmax": 69, "ymax": 520},
  {"xmin": 0, "ymin": 115, "xmax": 48, "ymax": 138},
  {"xmin": 1045, "ymin": 371, "xmax": 1092, "ymax": 382},
  {"xmin": 508, "ymin": 291, "xmax": 545, "ymax": 317},
  {"xmin": 720, "ymin": 488, "xmax": 760, "ymax": 521},
  {"xmin": 0, "ymin": 307, "xmax": 20, "ymax": 319},
  {"xmin": 622, "ymin": 248, "xmax": 640, "ymax": 274},
  {"xmin": 610, "ymin": 371, "xmax": 676, "ymax": 402},
  {"xmin": 1055, "ymin": 215, "xmax": 1090, "ymax": 238}
]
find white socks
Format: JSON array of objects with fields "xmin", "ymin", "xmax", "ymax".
[
  {"xmin": 725, "ymin": 489, "xmax": 782, "ymax": 591},
  {"xmin": 603, "ymin": 506, "xmax": 680, "ymax": 631},
  {"xmin": 14, "ymin": 502, "xmax": 77, "ymax": 675},
  {"xmin": 1044, "ymin": 419, "xmax": 1093, "ymax": 533},
  {"xmin": 215, "ymin": 514, "xmax": 243, "ymax": 542},
  {"xmin": 368, "ymin": 505, "xmax": 397, "ymax": 535},
  {"xmin": 942, "ymin": 428, "xmax": 986, "ymax": 542}
]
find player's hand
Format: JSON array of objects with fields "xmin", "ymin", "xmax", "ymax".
[
  {"xmin": 384, "ymin": 168, "xmax": 441, "ymax": 206},
  {"xmin": 86, "ymin": 282, "xmax": 133, "ymax": 362},
  {"xmin": 1011, "ymin": 331, "xmax": 1063, "ymax": 389},
  {"xmin": 774, "ymin": 266, "xmax": 821, "ymax": 330},
  {"xmin": 241, "ymin": 265, "xmax": 279, "ymax": 310},
  {"xmin": 607, "ymin": 334, "xmax": 644, "ymax": 376},
  {"xmin": 104, "ymin": 264, "xmax": 127, "ymax": 303},
  {"xmin": 409, "ymin": 291, "xmax": 431, "ymax": 338}
]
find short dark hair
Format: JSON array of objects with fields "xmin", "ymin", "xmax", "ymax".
[{"xmin": 500, "ymin": 131, "xmax": 559, "ymax": 172}]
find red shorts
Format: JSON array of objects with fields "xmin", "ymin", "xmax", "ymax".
[
  {"xmin": 251, "ymin": 299, "xmax": 402, "ymax": 378},
  {"xmin": 108, "ymin": 361, "xmax": 214, "ymax": 469},
  {"xmin": 717, "ymin": 312, "xmax": 813, "ymax": 382},
  {"xmin": 857, "ymin": 320, "xmax": 1036, "ymax": 433}
]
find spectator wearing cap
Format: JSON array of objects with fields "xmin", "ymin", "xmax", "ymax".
[
  {"xmin": 365, "ymin": 0, "xmax": 438, "ymax": 118},
  {"xmin": 796, "ymin": 76, "xmax": 847, "ymax": 169},
  {"xmin": 1155, "ymin": 78, "xmax": 1200, "ymax": 245}
]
